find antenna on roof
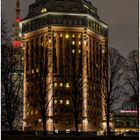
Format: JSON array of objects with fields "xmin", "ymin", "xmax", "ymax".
[{"xmin": 15, "ymin": 0, "xmax": 21, "ymax": 22}]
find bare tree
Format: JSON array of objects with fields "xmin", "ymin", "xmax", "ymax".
[
  {"xmin": 101, "ymin": 47, "xmax": 126, "ymax": 136},
  {"xmin": 27, "ymin": 40, "xmax": 53, "ymax": 135},
  {"xmin": 68, "ymin": 50, "xmax": 83, "ymax": 134},
  {"xmin": 122, "ymin": 49, "xmax": 139, "ymax": 112},
  {"xmin": 1, "ymin": 16, "xmax": 22, "ymax": 131}
]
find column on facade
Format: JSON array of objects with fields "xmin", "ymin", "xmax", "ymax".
[
  {"xmin": 46, "ymin": 26, "xmax": 53, "ymax": 131},
  {"xmin": 55, "ymin": 33, "xmax": 60, "ymax": 74},
  {"xmin": 82, "ymin": 28, "xmax": 88, "ymax": 131},
  {"xmin": 23, "ymin": 40, "xmax": 27, "ymax": 130}
]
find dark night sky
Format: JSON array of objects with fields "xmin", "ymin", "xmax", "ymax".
[{"xmin": 2, "ymin": 0, "xmax": 138, "ymax": 58}]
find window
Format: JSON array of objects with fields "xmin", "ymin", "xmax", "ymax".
[
  {"xmin": 35, "ymin": 120, "xmax": 38, "ymax": 125},
  {"xmin": 66, "ymin": 83, "xmax": 70, "ymax": 88},
  {"xmin": 60, "ymin": 100, "xmax": 63, "ymax": 104},
  {"xmin": 78, "ymin": 41, "xmax": 81, "ymax": 45},
  {"xmin": 72, "ymin": 41, "xmax": 75, "ymax": 45},
  {"xmin": 31, "ymin": 111, "xmax": 33, "ymax": 115},
  {"xmin": 66, "ymin": 100, "xmax": 70, "ymax": 105},
  {"xmin": 66, "ymin": 120, "xmax": 70, "ymax": 124},
  {"xmin": 35, "ymin": 110, "xmax": 38, "ymax": 115},
  {"xmin": 72, "ymin": 49, "xmax": 75, "ymax": 53},
  {"xmin": 55, "ymin": 120, "xmax": 58, "ymax": 124},
  {"xmin": 41, "ymin": 8, "xmax": 47, "ymax": 13},
  {"xmin": 54, "ymin": 100, "xmax": 57, "ymax": 104},
  {"xmin": 38, "ymin": 119, "xmax": 42, "ymax": 122},
  {"xmin": 60, "ymin": 83, "xmax": 63, "ymax": 87},
  {"xmin": 54, "ymin": 82, "xmax": 57, "ymax": 87}
]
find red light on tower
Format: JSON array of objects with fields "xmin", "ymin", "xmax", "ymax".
[
  {"xmin": 11, "ymin": 40, "xmax": 22, "ymax": 48},
  {"xmin": 16, "ymin": 17, "xmax": 20, "ymax": 23}
]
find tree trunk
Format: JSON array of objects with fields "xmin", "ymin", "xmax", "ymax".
[
  {"xmin": 74, "ymin": 107, "xmax": 79, "ymax": 135},
  {"xmin": 42, "ymin": 118, "xmax": 46, "ymax": 135},
  {"xmin": 106, "ymin": 113, "xmax": 111, "ymax": 136}
]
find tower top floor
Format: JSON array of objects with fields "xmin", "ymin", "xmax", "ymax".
[{"xmin": 25, "ymin": 0, "xmax": 99, "ymax": 20}]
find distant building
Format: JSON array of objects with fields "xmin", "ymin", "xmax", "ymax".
[
  {"xmin": 20, "ymin": 0, "xmax": 108, "ymax": 132},
  {"xmin": 113, "ymin": 110, "xmax": 139, "ymax": 135}
]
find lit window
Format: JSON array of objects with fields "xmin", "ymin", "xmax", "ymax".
[
  {"xmin": 66, "ymin": 100, "xmax": 70, "ymax": 105},
  {"xmin": 60, "ymin": 100, "xmax": 63, "ymax": 104},
  {"xmin": 78, "ymin": 49, "xmax": 81, "ymax": 53},
  {"xmin": 102, "ymin": 48, "xmax": 105, "ymax": 54},
  {"xmin": 66, "ymin": 129, "xmax": 70, "ymax": 133},
  {"xmin": 48, "ymin": 39, "xmax": 51, "ymax": 44},
  {"xmin": 54, "ymin": 82, "xmax": 57, "ymax": 87},
  {"xmin": 35, "ymin": 110, "xmax": 38, "ymax": 115},
  {"xmin": 27, "ymin": 103, "xmax": 29, "ymax": 107},
  {"xmin": 32, "ymin": 69, "xmax": 34, "ymax": 73},
  {"xmin": 54, "ymin": 100, "xmax": 57, "ymax": 104},
  {"xmin": 41, "ymin": 8, "xmax": 47, "ymax": 13},
  {"xmin": 78, "ymin": 34, "xmax": 81, "ymax": 38},
  {"xmin": 60, "ymin": 33, "xmax": 63, "ymax": 37},
  {"xmin": 66, "ymin": 83, "xmax": 70, "ymax": 88},
  {"xmin": 72, "ymin": 34, "xmax": 75, "ymax": 38},
  {"xmin": 31, "ymin": 111, "xmax": 33, "ymax": 115},
  {"xmin": 39, "ymin": 119, "xmax": 42, "ymax": 122},
  {"xmin": 65, "ymin": 34, "xmax": 69, "ymax": 39},
  {"xmin": 72, "ymin": 49, "xmax": 75, "ymax": 53},
  {"xmin": 60, "ymin": 83, "xmax": 63, "ymax": 87},
  {"xmin": 27, "ymin": 112, "xmax": 29, "ymax": 116},
  {"xmin": 78, "ymin": 41, "xmax": 81, "ymax": 45},
  {"xmin": 36, "ymin": 68, "xmax": 39, "ymax": 72},
  {"xmin": 72, "ymin": 41, "xmax": 75, "ymax": 45}
]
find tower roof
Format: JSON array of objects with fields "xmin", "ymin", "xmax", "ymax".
[{"xmin": 24, "ymin": 0, "xmax": 99, "ymax": 20}]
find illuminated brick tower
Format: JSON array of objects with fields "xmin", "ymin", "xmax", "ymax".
[{"xmin": 21, "ymin": 0, "xmax": 108, "ymax": 133}]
